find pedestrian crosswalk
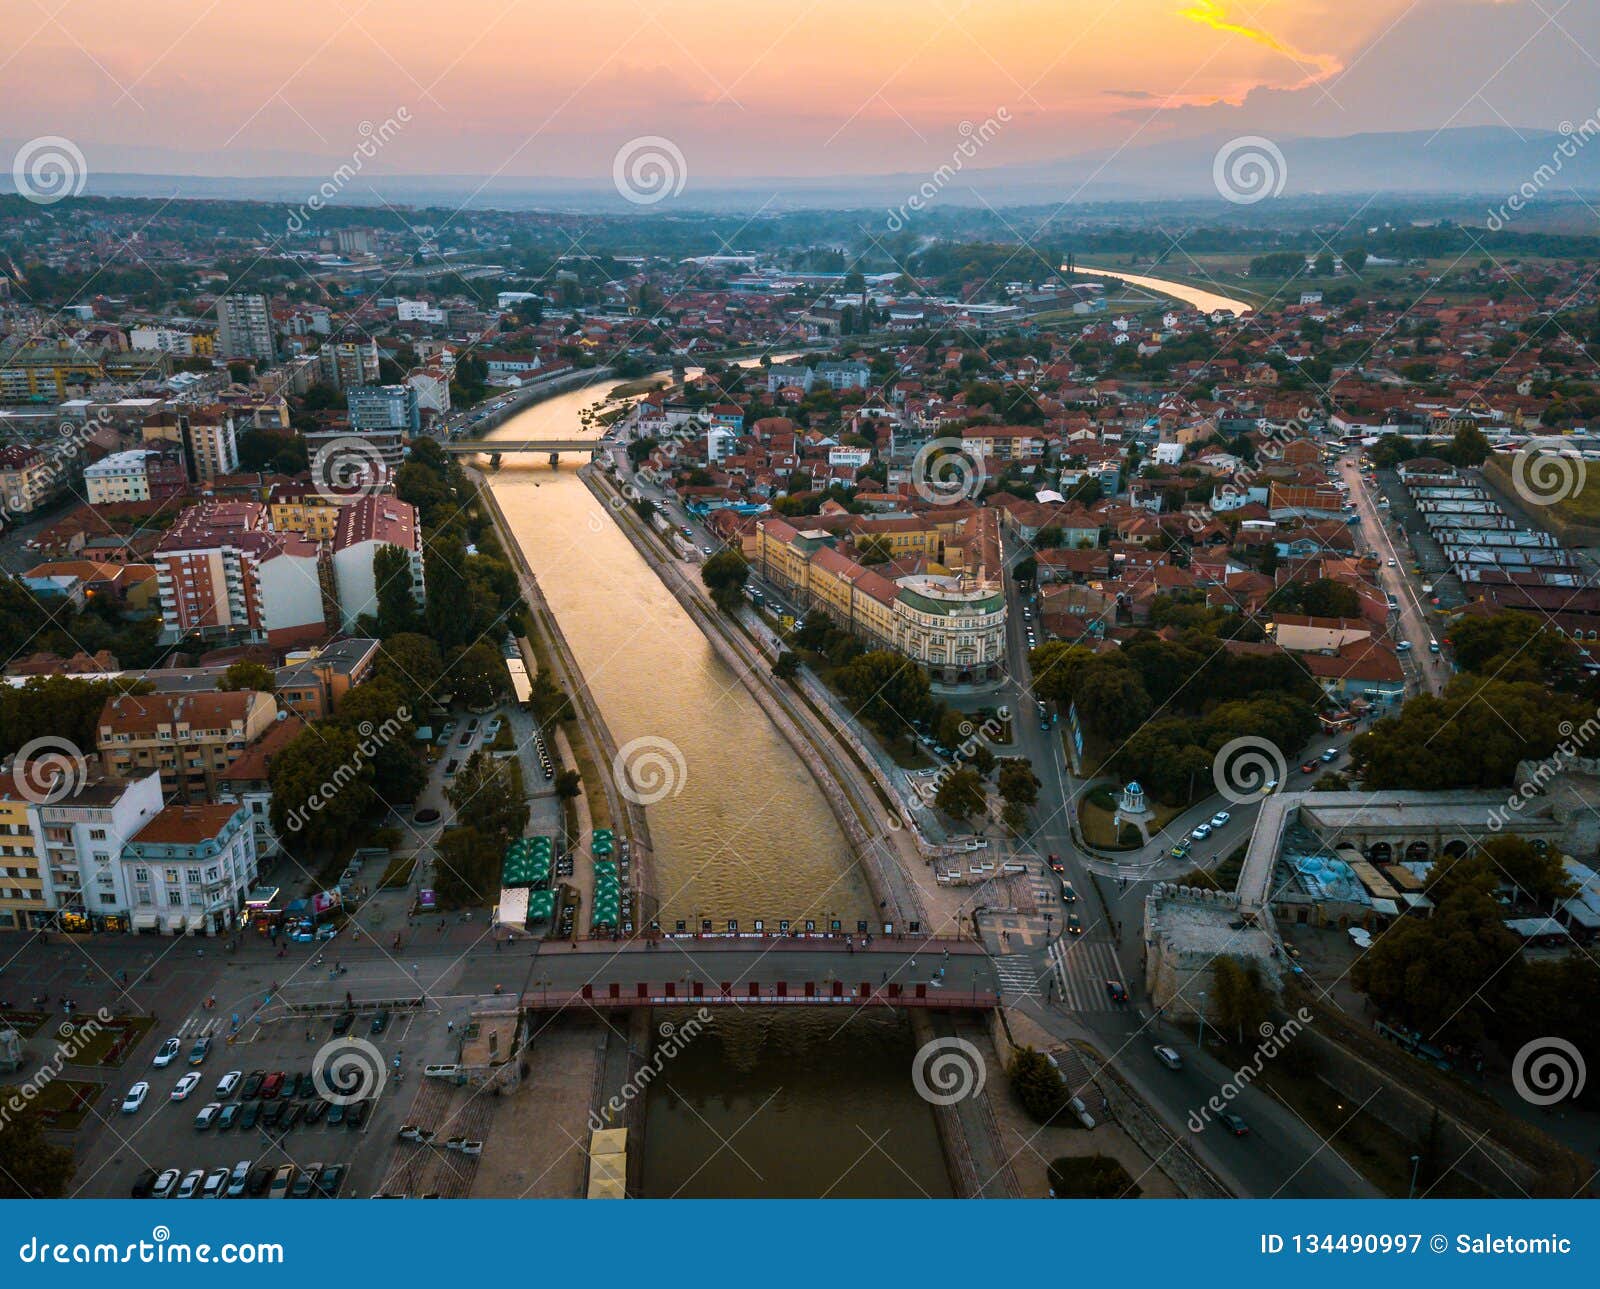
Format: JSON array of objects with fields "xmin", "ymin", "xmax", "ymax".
[
  {"xmin": 176, "ymin": 1015, "xmax": 224, "ymax": 1039},
  {"xmin": 992, "ymin": 954, "xmax": 1051, "ymax": 1000},
  {"xmin": 1047, "ymin": 936, "xmax": 1124, "ymax": 1012}
]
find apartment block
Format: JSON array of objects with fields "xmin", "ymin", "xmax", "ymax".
[
  {"xmin": 97, "ymin": 690, "xmax": 278, "ymax": 803},
  {"xmin": 122, "ymin": 802, "xmax": 259, "ymax": 935}
]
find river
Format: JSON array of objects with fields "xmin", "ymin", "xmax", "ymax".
[
  {"xmin": 1071, "ymin": 264, "xmax": 1254, "ymax": 316},
  {"xmin": 479, "ymin": 376, "xmax": 950, "ymax": 1198}
]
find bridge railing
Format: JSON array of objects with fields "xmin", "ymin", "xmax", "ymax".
[{"xmin": 522, "ymin": 980, "xmax": 999, "ymax": 1010}]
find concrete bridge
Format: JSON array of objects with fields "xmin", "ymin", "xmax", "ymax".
[
  {"xmin": 519, "ymin": 937, "xmax": 1000, "ymax": 1011},
  {"xmin": 442, "ymin": 439, "xmax": 604, "ymax": 457}
]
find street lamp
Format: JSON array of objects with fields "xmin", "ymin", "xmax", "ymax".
[
  {"xmin": 1196, "ymin": 991, "xmax": 1206, "ymax": 1047},
  {"xmin": 1408, "ymin": 1154, "xmax": 1421, "ymax": 1199}
]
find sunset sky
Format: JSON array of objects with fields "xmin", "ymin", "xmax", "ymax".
[{"xmin": 1, "ymin": 0, "xmax": 1594, "ymax": 179}]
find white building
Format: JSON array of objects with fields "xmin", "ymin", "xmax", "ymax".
[
  {"xmin": 121, "ymin": 802, "xmax": 259, "ymax": 936},
  {"xmin": 35, "ymin": 772, "xmax": 165, "ymax": 927},
  {"xmin": 216, "ymin": 293, "xmax": 275, "ymax": 363},
  {"xmin": 332, "ymin": 495, "xmax": 425, "ymax": 630}
]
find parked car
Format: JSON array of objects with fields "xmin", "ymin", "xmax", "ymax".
[
  {"xmin": 215, "ymin": 1070, "xmax": 241, "ymax": 1098},
  {"xmin": 130, "ymin": 1168, "xmax": 159, "ymax": 1198},
  {"xmin": 327, "ymin": 1101, "xmax": 346, "ymax": 1127},
  {"xmin": 176, "ymin": 1168, "xmax": 205, "ymax": 1199},
  {"xmin": 1154, "ymin": 1045, "xmax": 1183, "ymax": 1070},
  {"xmin": 245, "ymin": 1165, "xmax": 274, "ymax": 1197},
  {"xmin": 187, "ymin": 1036, "xmax": 211, "ymax": 1066},
  {"xmin": 239, "ymin": 1100, "xmax": 262, "ymax": 1130},
  {"xmin": 332, "ymin": 1013, "xmax": 354, "ymax": 1036},
  {"xmin": 346, "ymin": 1100, "xmax": 370, "ymax": 1130},
  {"xmin": 240, "ymin": 1070, "xmax": 264, "ymax": 1099},
  {"xmin": 290, "ymin": 1165, "xmax": 323, "ymax": 1199},
  {"xmin": 217, "ymin": 1102, "xmax": 241, "ymax": 1130},
  {"xmin": 152, "ymin": 1037, "xmax": 180, "ymax": 1068},
  {"xmin": 267, "ymin": 1164, "xmax": 295, "ymax": 1199},
  {"xmin": 261, "ymin": 1099, "xmax": 288, "ymax": 1128},
  {"xmin": 303, "ymin": 1097, "xmax": 329, "ymax": 1125},
  {"xmin": 316, "ymin": 1164, "xmax": 347, "ymax": 1198},
  {"xmin": 194, "ymin": 1101, "xmax": 222, "ymax": 1130},
  {"xmin": 280, "ymin": 1102, "xmax": 304, "ymax": 1130},
  {"xmin": 1300, "ymin": 761, "xmax": 1318, "ymax": 774},
  {"xmin": 170, "ymin": 1072, "xmax": 202, "ymax": 1101},
  {"xmin": 225, "ymin": 1159, "xmax": 253, "ymax": 1198},
  {"xmin": 297, "ymin": 1071, "xmax": 317, "ymax": 1099},
  {"xmin": 370, "ymin": 1010, "xmax": 390, "ymax": 1034},
  {"xmin": 151, "ymin": 1168, "xmax": 182, "ymax": 1199},
  {"xmin": 121, "ymin": 1082, "xmax": 149, "ymax": 1114},
  {"xmin": 259, "ymin": 1072, "xmax": 285, "ymax": 1099}
]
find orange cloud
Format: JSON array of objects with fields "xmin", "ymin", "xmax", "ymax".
[{"xmin": 1177, "ymin": 0, "xmax": 1343, "ymax": 91}]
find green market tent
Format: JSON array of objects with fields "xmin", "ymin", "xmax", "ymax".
[
  {"xmin": 525, "ymin": 891, "xmax": 556, "ymax": 922},
  {"xmin": 591, "ymin": 830, "xmax": 615, "ymax": 857}
]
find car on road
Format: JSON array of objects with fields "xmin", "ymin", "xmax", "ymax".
[
  {"xmin": 1104, "ymin": 980, "xmax": 1129, "ymax": 1005},
  {"xmin": 1065, "ymin": 913, "xmax": 1084, "ymax": 936},
  {"xmin": 1210, "ymin": 811, "xmax": 1230, "ymax": 828},
  {"xmin": 176, "ymin": 1168, "xmax": 205, "ymax": 1199},
  {"xmin": 1060, "ymin": 880, "xmax": 1077, "ymax": 903},
  {"xmin": 225, "ymin": 1160, "xmax": 253, "ymax": 1198},
  {"xmin": 171, "ymin": 1072, "xmax": 201, "ymax": 1101},
  {"xmin": 194, "ymin": 1101, "xmax": 222, "ymax": 1130},
  {"xmin": 121, "ymin": 1082, "xmax": 149, "ymax": 1114},
  {"xmin": 1169, "ymin": 841, "xmax": 1190, "ymax": 859},
  {"xmin": 187, "ymin": 1036, "xmax": 211, "ymax": 1066},
  {"xmin": 1396, "ymin": 639, "xmax": 1411, "ymax": 652},
  {"xmin": 1154, "ymin": 1045, "xmax": 1183, "ymax": 1070},
  {"xmin": 130, "ymin": 1168, "xmax": 159, "ymax": 1198},
  {"xmin": 152, "ymin": 1037, "xmax": 180, "ymax": 1068},
  {"xmin": 1190, "ymin": 823, "xmax": 1211, "ymax": 840},
  {"xmin": 151, "ymin": 1168, "xmax": 182, "ymax": 1199},
  {"xmin": 217, "ymin": 1102, "xmax": 241, "ymax": 1130},
  {"xmin": 1218, "ymin": 1111, "xmax": 1250, "ymax": 1137},
  {"xmin": 1300, "ymin": 760, "xmax": 1318, "ymax": 774},
  {"xmin": 215, "ymin": 1070, "xmax": 241, "ymax": 1098},
  {"xmin": 1046, "ymin": 854, "xmax": 1064, "ymax": 874},
  {"xmin": 1386, "ymin": 558, "xmax": 1396, "ymax": 567},
  {"xmin": 267, "ymin": 1164, "xmax": 295, "ymax": 1199},
  {"xmin": 1320, "ymin": 748, "xmax": 1339, "ymax": 762}
]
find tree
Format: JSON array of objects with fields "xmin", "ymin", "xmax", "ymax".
[
  {"xmin": 998, "ymin": 758, "xmax": 1041, "ymax": 807},
  {"xmin": 700, "ymin": 549, "xmax": 750, "ymax": 614},
  {"xmin": 218, "ymin": 661, "xmax": 275, "ymax": 693},
  {"xmin": 836, "ymin": 651, "xmax": 934, "ymax": 732},
  {"xmin": 372, "ymin": 544, "xmax": 421, "ymax": 635},
  {"xmin": 334, "ymin": 679, "xmax": 425, "ymax": 807},
  {"xmin": 772, "ymin": 651, "xmax": 801, "ymax": 681},
  {"xmin": 374, "ymin": 633, "xmax": 445, "ymax": 708},
  {"xmin": 934, "ymin": 768, "xmax": 988, "ymax": 820},
  {"xmin": 432, "ymin": 825, "xmax": 501, "ymax": 906},
  {"xmin": 554, "ymin": 769, "xmax": 582, "ymax": 799},
  {"xmin": 1074, "ymin": 663, "xmax": 1152, "ymax": 742},
  {"xmin": 424, "ymin": 533, "xmax": 477, "ymax": 649},
  {"xmin": 0, "ymin": 1094, "xmax": 74, "ymax": 1196},
  {"xmin": 448, "ymin": 642, "xmax": 510, "ymax": 711},
  {"xmin": 1008, "ymin": 1046, "xmax": 1069, "ymax": 1124},
  {"xmin": 1002, "ymin": 799, "xmax": 1029, "ymax": 835},
  {"xmin": 445, "ymin": 750, "xmax": 528, "ymax": 848},
  {"xmin": 1210, "ymin": 957, "xmax": 1272, "ymax": 1044},
  {"xmin": 268, "ymin": 725, "xmax": 375, "ymax": 852},
  {"xmin": 1449, "ymin": 611, "xmax": 1579, "ymax": 686},
  {"xmin": 1047, "ymin": 1155, "xmax": 1140, "ymax": 1199}
]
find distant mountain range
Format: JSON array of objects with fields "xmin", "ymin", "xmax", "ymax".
[{"xmin": 7, "ymin": 126, "xmax": 1598, "ymax": 213}]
